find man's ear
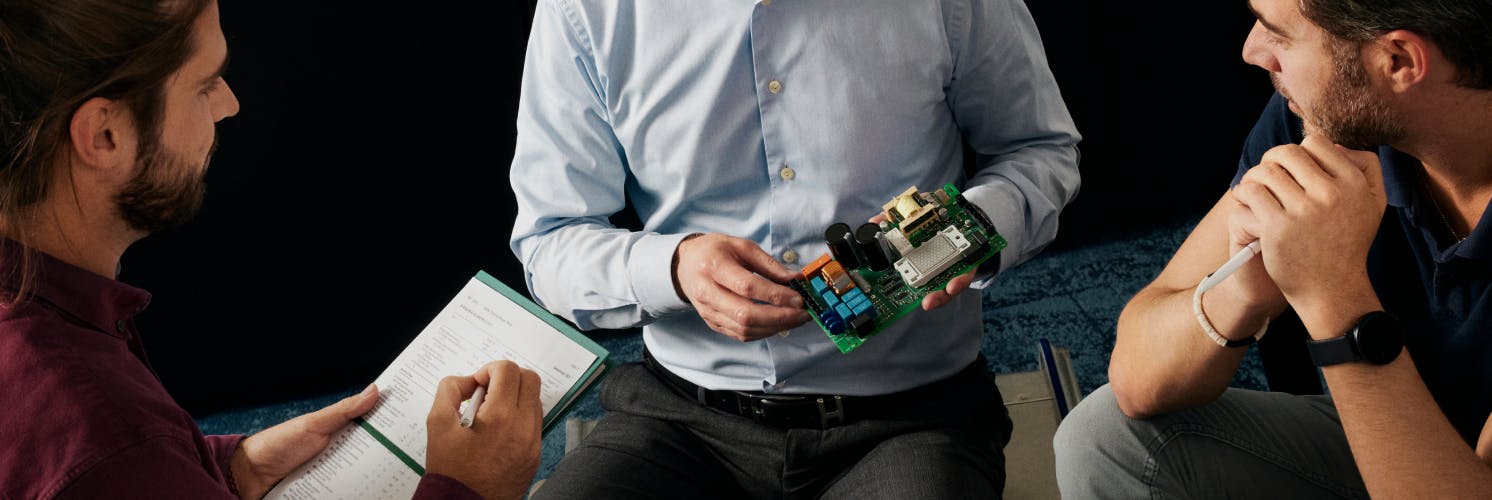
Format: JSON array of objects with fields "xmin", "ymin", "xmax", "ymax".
[
  {"xmin": 1371, "ymin": 30, "xmax": 1433, "ymax": 94},
  {"xmin": 67, "ymin": 97, "xmax": 136, "ymax": 173}
]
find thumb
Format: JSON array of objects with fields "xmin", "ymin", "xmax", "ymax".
[
  {"xmin": 1226, "ymin": 195, "xmax": 1263, "ymax": 250},
  {"xmin": 300, "ymin": 384, "xmax": 379, "ymax": 435},
  {"xmin": 1300, "ymin": 131, "xmax": 1334, "ymax": 156},
  {"xmin": 430, "ymin": 375, "xmax": 478, "ymax": 418}
]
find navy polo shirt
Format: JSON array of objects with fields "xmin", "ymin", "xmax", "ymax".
[{"xmin": 1234, "ymin": 92, "xmax": 1492, "ymax": 445}]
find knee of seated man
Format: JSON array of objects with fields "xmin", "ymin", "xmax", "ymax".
[{"xmin": 1052, "ymin": 384, "xmax": 1148, "ymax": 473}]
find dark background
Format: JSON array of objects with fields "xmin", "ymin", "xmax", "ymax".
[{"xmin": 122, "ymin": 1, "xmax": 1274, "ymax": 416}]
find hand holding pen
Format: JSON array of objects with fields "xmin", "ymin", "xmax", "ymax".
[
  {"xmin": 1228, "ymin": 133, "xmax": 1385, "ymax": 332},
  {"xmin": 425, "ymin": 360, "xmax": 544, "ymax": 499}
]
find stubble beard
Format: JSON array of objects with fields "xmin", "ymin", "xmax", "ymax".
[{"xmin": 1280, "ymin": 40, "xmax": 1406, "ymax": 150}]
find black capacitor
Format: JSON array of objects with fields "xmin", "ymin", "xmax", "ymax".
[
  {"xmin": 824, "ymin": 222, "xmax": 860, "ymax": 269},
  {"xmin": 855, "ymin": 222, "xmax": 892, "ymax": 270}
]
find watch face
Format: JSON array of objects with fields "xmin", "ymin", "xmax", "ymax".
[{"xmin": 1354, "ymin": 312, "xmax": 1404, "ymax": 365}]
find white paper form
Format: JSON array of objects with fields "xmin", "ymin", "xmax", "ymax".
[
  {"xmin": 267, "ymin": 276, "xmax": 602, "ymax": 499},
  {"xmin": 265, "ymin": 424, "xmax": 421, "ymax": 499}
]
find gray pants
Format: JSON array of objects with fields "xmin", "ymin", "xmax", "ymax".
[
  {"xmin": 1053, "ymin": 384, "xmax": 1368, "ymax": 499},
  {"xmin": 533, "ymin": 361, "xmax": 1012, "ymax": 500}
]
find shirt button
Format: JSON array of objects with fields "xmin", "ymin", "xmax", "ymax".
[
  {"xmin": 761, "ymin": 0, "xmax": 772, "ymax": 5},
  {"xmin": 774, "ymin": 381, "xmax": 787, "ymax": 389},
  {"xmin": 782, "ymin": 249, "xmax": 799, "ymax": 264},
  {"xmin": 777, "ymin": 330, "xmax": 791, "ymax": 338},
  {"xmin": 115, "ymin": 320, "xmax": 125, "ymax": 333},
  {"xmin": 768, "ymin": 80, "xmax": 782, "ymax": 94},
  {"xmin": 779, "ymin": 165, "xmax": 796, "ymax": 181}
]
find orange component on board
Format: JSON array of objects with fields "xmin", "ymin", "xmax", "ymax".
[
  {"xmin": 801, "ymin": 253, "xmax": 832, "ymax": 281},
  {"xmin": 820, "ymin": 261, "xmax": 855, "ymax": 295}
]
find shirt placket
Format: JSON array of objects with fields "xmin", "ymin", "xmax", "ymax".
[{"xmin": 751, "ymin": 0, "xmax": 811, "ymax": 392}]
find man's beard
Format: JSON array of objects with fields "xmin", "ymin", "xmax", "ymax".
[
  {"xmin": 1279, "ymin": 40, "xmax": 1406, "ymax": 150},
  {"xmin": 113, "ymin": 136, "xmax": 213, "ymax": 234}
]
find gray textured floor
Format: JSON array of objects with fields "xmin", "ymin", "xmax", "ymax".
[{"xmin": 195, "ymin": 214, "xmax": 1269, "ymax": 483}]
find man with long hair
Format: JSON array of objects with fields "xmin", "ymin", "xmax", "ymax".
[{"xmin": 0, "ymin": 1, "xmax": 540, "ymax": 497}]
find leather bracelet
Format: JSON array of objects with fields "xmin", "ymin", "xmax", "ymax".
[
  {"xmin": 1193, "ymin": 274, "xmax": 1268, "ymax": 348},
  {"xmin": 225, "ymin": 465, "xmax": 241, "ymax": 497}
]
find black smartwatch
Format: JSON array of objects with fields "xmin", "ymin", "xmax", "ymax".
[{"xmin": 1307, "ymin": 311, "xmax": 1403, "ymax": 367}]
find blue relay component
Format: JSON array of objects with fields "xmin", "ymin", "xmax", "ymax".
[
  {"xmin": 834, "ymin": 303, "xmax": 854, "ymax": 322},
  {"xmin": 842, "ymin": 287, "xmax": 866, "ymax": 304},
  {"xmin": 810, "ymin": 277, "xmax": 830, "ymax": 296}
]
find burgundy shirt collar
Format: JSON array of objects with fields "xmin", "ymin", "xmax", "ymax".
[{"xmin": 0, "ymin": 239, "xmax": 151, "ymax": 338}]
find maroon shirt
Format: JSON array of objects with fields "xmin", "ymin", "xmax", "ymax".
[{"xmin": 0, "ymin": 242, "xmax": 480, "ymax": 499}]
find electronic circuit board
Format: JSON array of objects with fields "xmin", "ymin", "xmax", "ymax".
[{"xmin": 789, "ymin": 184, "xmax": 1006, "ymax": 354}]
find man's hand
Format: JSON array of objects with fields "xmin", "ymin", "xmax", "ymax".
[
  {"xmin": 673, "ymin": 233, "xmax": 811, "ymax": 341},
  {"xmin": 1229, "ymin": 134, "xmax": 1386, "ymax": 333},
  {"xmin": 1221, "ymin": 193, "xmax": 1289, "ymax": 324},
  {"xmin": 920, "ymin": 272, "xmax": 973, "ymax": 310},
  {"xmin": 229, "ymin": 384, "xmax": 381, "ymax": 499},
  {"xmin": 426, "ymin": 360, "xmax": 542, "ymax": 500}
]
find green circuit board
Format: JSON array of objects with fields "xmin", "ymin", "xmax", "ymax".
[{"xmin": 789, "ymin": 184, "xmax": 1006, "ymax": 354}]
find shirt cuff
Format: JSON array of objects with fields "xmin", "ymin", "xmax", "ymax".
[
  {"xmin": 959, "ymin": 183, "xmax": 1026, "ymax": 290},
  {"xmin": 202, "ymin": 434, "xmax": 245, "ymax": 481},
  {"xmin": 628, "ymin": 232, "xmax": 696, "ymax": 318},
  {"xmin": 413, "ymin": 473, "xmax": 485, "ymax": 499}
]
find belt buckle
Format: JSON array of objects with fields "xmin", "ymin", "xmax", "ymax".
[
  {"xmin": 743, "ymin": 394, "xmax": 847, "ymax": 429},
  {"xmin": 746, "ymin": 394, "xmax": 810, "ymax": 428}
]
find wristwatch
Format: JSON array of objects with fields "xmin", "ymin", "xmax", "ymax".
[{"xmin": 1307, "ymin": 311, "xmax": 1403, "ymax": 366}]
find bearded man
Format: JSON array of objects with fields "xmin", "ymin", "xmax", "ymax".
[
  {"xmin": 0, "ymin": 1, "xmax": 541, "ymax": 498},
  {"xmin": 1054, "ymin": 0, "xmax": 1492, "ymax": 498}
]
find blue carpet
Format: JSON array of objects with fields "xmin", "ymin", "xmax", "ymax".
[{"xmin": 195, "ymin": 214, "xmax": 1268, "ymax": 483}]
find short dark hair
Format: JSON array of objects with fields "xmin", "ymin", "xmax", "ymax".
[
  {"xmin": 1300, "ymin": 0, "xmax": 1492, "ymax": 89},
  {"xmin": 0, "ymin": 0, "xmax": 210, "ymax": 299}
]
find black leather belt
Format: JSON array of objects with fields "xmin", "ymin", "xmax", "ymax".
[{"xmin": 643, "ymin": 349, "xmax": 983, "ymax": 430}]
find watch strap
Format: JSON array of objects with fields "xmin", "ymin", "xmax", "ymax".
[
  {"xmin": 1307, "ymin": 335, "xmax": 1357, "ymax": 366},
  {"xmin": 1307, "ymin": 311, "xmax": 1403, "ymax": 366}
]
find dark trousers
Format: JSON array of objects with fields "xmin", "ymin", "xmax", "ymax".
[{"xmin": 533, "ymin": 358, "xmax": 1012, "ymax": 499}]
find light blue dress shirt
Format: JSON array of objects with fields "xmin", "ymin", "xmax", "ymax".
[{"xmin": 510, "ymin": 0, "xmax": 1080, "ymax": 396}]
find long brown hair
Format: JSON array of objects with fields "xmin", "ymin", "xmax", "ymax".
[{"xmin": 0, "ymin": 0, "xmax": 211, "ymax": 303}]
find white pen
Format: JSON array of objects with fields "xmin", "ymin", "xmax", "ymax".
[
  {"xmin": 1199, "ymin": 241, "xmax": 1262, "ymax": 291},
  {"xmin": 459, "ymin": 385, "xmax": 487, "ymax": 428}
]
